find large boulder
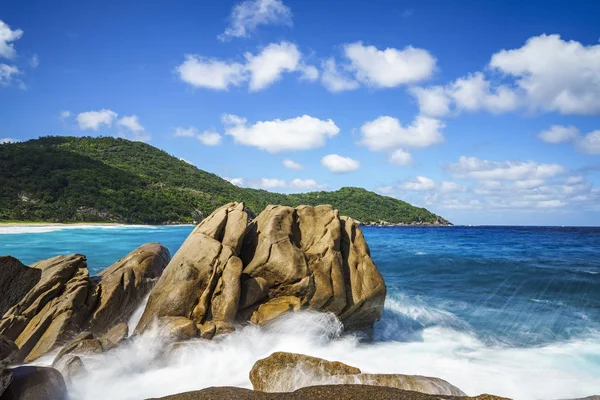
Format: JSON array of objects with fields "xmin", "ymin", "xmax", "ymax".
[
  {"xmin": 0, "ymin": 255, "xmax": 98, "ymax": 362},
  {"xmin": 0, "ymin": 366, "xmax": 67, "ymax": 400},
  {"xmin": 250, "ymin": 352, "xmax": 465, "ymax": 396},
  {"xmin": 0, "ymin": 336, "xmax": 18, "ymax": 397},
  {"xmin": 89, "ymin": 243, "xmax": 170, "ymax": 335},
  {"xmin": 240, "ymin": 205, "xmax": 385, "ymax": 330},
  {"xmin": 135, "ymin": 202, "xmax": 249, "ymax": 334},
  {"xmin": 135, "ymin": 203, "xmax": 386, "ymax": 335}
]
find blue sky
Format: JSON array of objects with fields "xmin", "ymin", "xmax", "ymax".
[{"xmin": 1, "ymin": 0, "xmax": 600, "ymax": 226}]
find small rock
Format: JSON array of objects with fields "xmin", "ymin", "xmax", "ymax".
[
  {"xmin": 100, "ymin": 322, "xmax": 129, "ymax": 351},
  {"xmin": 159, "ymin": 317, "xmax": 198, "ymax": 341},
  {"xmin": 1, "ymin": 366, "xmax": 67, "ymax": 400}
]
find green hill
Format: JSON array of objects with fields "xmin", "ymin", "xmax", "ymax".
[{"xmin": 0, "ymin": 136, "xmax": 450, "ymax": 225}]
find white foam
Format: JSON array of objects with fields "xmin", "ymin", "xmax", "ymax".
[
  {"xmin": 0, "ymin": 225, "xmax": 159, "ymax": 235},
  {"xmin": 56, "ymin": 306, "xmax": 600, "ymax": 400}
]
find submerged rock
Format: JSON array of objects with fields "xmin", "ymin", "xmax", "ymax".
[
  {"xmin": 146, "ymin": 385, "xmax": 509, "ymax": 400},
  {"xmin": 136, "ymin": 202, "xmax": 385, "ymax": 335},
  {"xmin": 0, "ymin": 366, "xmax": 67, "ymax": 400},
  {"xmin": 250, "ymin": 352, "xmax": 465, "ymax": 396}
]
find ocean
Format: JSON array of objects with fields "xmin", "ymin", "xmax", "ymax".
[{"xmin": 1, "ymin": 225, "xmax": 599, "ymax": 400}]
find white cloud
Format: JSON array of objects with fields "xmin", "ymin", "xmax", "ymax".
[
  {"xmin": 0, "ymin": 20, "xmax": 23, "ymax": 59},
  {"xmin": 219, "ymin": 0, "xmax": 292, "ymax": 41},
  {"xmin": 179, "ymin": 158, "xmax": 194, "ymax": 165},
  {"xmin": 0, "ymin": 138, "xmax": 19, "ymax": 144},
  {"xmin": 76, "ymin": 109, "xmax": 118, "ymax": 131},
  {"xmin": 490, "ymin": 34, "xmax": 600, "ymax": 115},
  {"xmin": 576, "ymin": 130, "xmax": 600, "ymax": 155},
  {"xmin": 376, "ymin": 186, "xmax": 396, "ymax": 195},
  {"xmin": 117, "ymin": 115, "xmax": 144, "ymax": 133},
  {"xmin": 222, "ymin": 113, "xmax": 339, "ymax": 153},
  {"xmin": 538, "ymin": 125, "xmax": 580, "ymax": 144},
  {"xmin": 321, "ymin": 154, "xmax": 360, "ymax": 173},
  {"xmin": 173, "ymin": 126, "xmax": 222, "ymax": 146},
  {"xmin": 389, "ymin": 149, "xmax": 413, "ymax": 166},
  {"xmin": 59, "ymin": 110, "xmax": 72, "ymax": 120},
  {"xmin": 439, "ymin": 181, "xmax": 466, "ymax": 193},
  {"xmin": 359, "ymin": 115, "xmax": 444, "ymax": 151},
  {"xmin": 244, "ymin": 41, "xmax": 301, "ymax": 91},
  {"xmin": 537, "ymin": 200, "xmax": 567, "ymax": 208},
  {"xmin": 320, "ymin": 58, "xmax": 359, "ymax": 93},
  {"xmin": 225, "ymin": 177, "xmax": 245, "ymax": 187},
  {"xmin": 176, "ymin": 55, "xmax": 245, "ymax": 90},
  {"xmin": 177, "ymin": 42, "xmax": 316, "ymax": 92},
  {"xmin": 409, "ymin": 86, "xmax": 451, "ymax": 117},
  {"xmin": 289, "ymin": 178, "xmax": 326, "ymax": 190},
  {"xmin": 251, "ymin": 178, "xmax": 287, "ymax": 190},
  {"xmin": 283, "ymin": 159, "xmax": 303, "ymax": 170},
  {"xmin": 0, "ymin": 63, "xmax": 20, "ymax": 86},
  {"xmin": 400, "ymin": 176, "xmax": 436, "ymax": 191},
  {"xmin": 29, "ymin": 54, "xmax": 39, "ymax": 69},
  {"xmin": 446, "ymin": 156, "xmax": 566, "ymax": 181},
  {"xmin": 344, "ymin": 42, "xmax": 436, "ymax": 88},
  {"xmin": 197, "ymin": 130, "xmax": 222, "ymax": 146}
]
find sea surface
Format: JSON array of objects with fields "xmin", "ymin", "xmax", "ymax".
[{"xmin": 1, "ymin": 225, "xmax": 599, "ymax": 400}]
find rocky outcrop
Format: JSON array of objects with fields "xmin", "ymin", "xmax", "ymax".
[
  {"xmin": 0, "ymin": 336, "xmax": 18, "ymax": 397},
  {"xmin": 0, "ymin": 366, "xmax": 67, "ymax": 400},
  {"xmin": 99, "ymin": 322, "xmax": 128, "ymax": 351},
  {"xmin": 0, "ymin": 257, "xmax": 41, "ymax": 318},
  {"xmin": 146, "ymin": 385, "xmax": 509, "ymax": 400},
  {"xmin": 136, "ymin": 203, "xmax": 385, "ymax": 337},
  {"xmin": 250, "ymin": 352, "xmax": 465, "ymax": 396},
  {"xmin": 0, "ymin": 244, "xmax": 170, "ymax": 362},
  {"xmin": 89, "ymin": 243, "xmax": 170, "ymax": 335},
  {"xmin": 0, "ymin": 255, "xmax": 98, "ymax": 362},
  {"xmin": 135, "ymin": 202, "xmax": 249, "ymax": 335}
]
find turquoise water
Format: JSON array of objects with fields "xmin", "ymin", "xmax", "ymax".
[{"xmin": 1, "ymin": 224, "xmax": 599, "ymax": 399}]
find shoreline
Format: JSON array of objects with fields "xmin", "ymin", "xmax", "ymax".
[{"xmin": 0, "ymin": 222, "xmax": 196, "ymax": 227}]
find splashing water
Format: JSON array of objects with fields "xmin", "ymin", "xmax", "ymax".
[{"xmin": 4, "ymin": 225, "xmax": 599, "ymax": 399}]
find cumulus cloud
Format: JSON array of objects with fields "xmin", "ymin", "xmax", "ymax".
[
  {"xmin": 176, "ymin": 41, "xmax": 316, "ymax": 92},
  {"xmin": 400, "ymin": 176, "xmax": 436, "ymax": 191},
  {"xmin": 446, "ymin": 156, "xmax": 566, "ymax": 181},
  {"xmin": 222, "ymin": 113, "xmax": 339, "ymax": 153},
  {"xmin": 173, "ymin": 126, "xmax": 222, "ymax": 146},
  {"xmin": 0, "ymin": 63, "xmax": 20, "ymax": 86},
  {"xmin": 283, "ymin": 159, "xmax": 303, "ymax": 170},
  {"xmin": 537, "ymin": 125, "xmax": 600, "ymax": 155},
  {"xmin": 359, "ymin": 115, "xmax": 444, "ymax": 151},
  {"xmin": 538, "ymin": 125, "xmax": 580, "ymax": 144},
  {"xmin": 219, "ymin": 0, "xmax": 292, "ymax": 41},
  {"xmin": 0, "ymin": 20, "xmax": 23, "ymax": 59},
  {"xmin": 117, "ymin": 115, "xmax": 151, "ymax": 142},
  {"xmin": 490, "ymin": 34, "xmax": 600, "ymax": 115},
  {"xmin": 389, "ymin": 149, "xmax": 413, "ymax": 166},
  {"xmin": 320, "ymin": 58, "xmax": 359, "ymax": 93},
  {"xmin": 76, "ymin": 109, "xmax": 118, "ymax": 131},
  {"xmin": 321, "ymin": 42, "xmax": 435, "ymax": 92},
  {"xmin": 412, "ymin": 34, "xmax": 600, "ymax": 117},
  {"xmin": 344, "ymin": 42, "xmax": 436, "ymax": 88},
  {"xmin": 226, "ymin": 176, "xmax": 325, "ymax": 191},
  {"xmin": 320, "ymin": 154, "xmax": 360, "ymax": 173}
]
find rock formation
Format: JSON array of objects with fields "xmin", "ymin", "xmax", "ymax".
[
  {"xmin": 0, "ymin": 244, "xmax": 170, "ymax": 362},
  {"xmin": 0, "ymin": 336, "xmax": 18, "ymax": 397},
  {"xmin": 145, "ymin": 385, "xmax": 509, "ymax": 400},
  {"xmin": 135, "ymin": 202, "xmax": 386, "ymax": 337},
  {"xmin": 0, "ymin": 366, "xmax": 67, "ymax": 400},
  {"xmin": 250, "ymin": 352, "xmax": 465, "ymax": 396}
]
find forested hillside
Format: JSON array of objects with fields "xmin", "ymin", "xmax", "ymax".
[{"xmin": 0, "ymin": 136, "xmax": 450, "ymax": 225}]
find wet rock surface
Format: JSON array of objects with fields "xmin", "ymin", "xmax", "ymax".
[{"xmin": 0, "ymin": 366, "xmax": 67, "ymax": 400}]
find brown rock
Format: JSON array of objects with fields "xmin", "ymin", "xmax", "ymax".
[
  {"xmin": 0, "ymin": 255, "xmax": 99, "ymax": 362},
  {"xmin": 250, "ymin": 352, "xmax": 361, "ymax": 392},
  {"xmin": 1, "ymin": 366, "xmax": 67, "ymax": 400},
  {"xmin": 250, "ymin": 296, "xmax": 302, "ymax": 325},
  {"xmin": 99, "ymin": 322, "xmax": 129, "ymax": 351},
  {"xmin": 90, "ymin": 243, "xmax": 170, "ymax": 335},
  {"xmin": 249, "ymin": 352, "xmax": 464, "ymax": 396},
  {"xmin": 338, "ymin": 216, "xmax": 386, "ymax": 330},
  {"xmin": 53, "ymin": 335, "xmax": 103, "ymax": 368},
  {"xmin": 159, "ymin": 317, "xmax": 198, "ymax": 341},
  {"xmin": 145, "ymin": 385, "xmax": 510, "ymax": 400},
  {"xmin": 0, "ymin": 257, "xmax": 41, "ymax": 318},
  {"xmin": 135, "ymin": 203, "xmax": 248, "ymax": 335},
  {"xmin": 239, "ymin": 277, "xmax": 270, "ymax": 310}
]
